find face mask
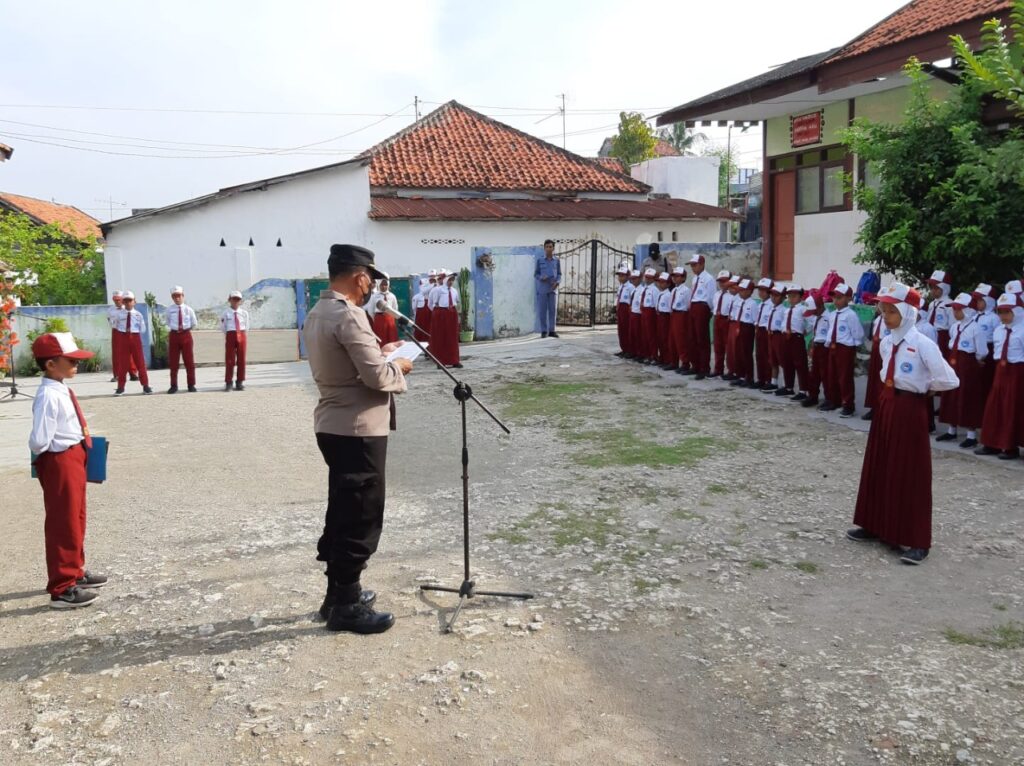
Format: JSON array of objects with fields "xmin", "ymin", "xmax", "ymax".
[{"xmin": 359, "ymin": 275, "xmax": 373, "ymax": 307}]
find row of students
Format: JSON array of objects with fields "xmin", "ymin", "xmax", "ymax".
[{"xmin": 408, "ymin": 269, "xmax": 462, "ymax": 368}]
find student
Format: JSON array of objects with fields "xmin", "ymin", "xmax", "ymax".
[
  {"xmin": 802, "ymin": 293, "xmax": 830, "ymax": 408},
  {"xmin": 614, "ymin": 265, "xmax": 635, "ymax": 358},
  {"xmin": 656, "ymin": 272, "xmax": 675, "ymax": 368},
  {"xmin": 777, "ymin": 284, "xmax": 808, "ymax": 398},
  {"xmin": 165, "ymin": 285, "xmax": 198, "ymax": 394},
  {"xmin": 730, "ymin": 278, "xmax": 757, "ymax": 387},
  {"xmin": 710, "ymin": 270, "xmax": 734, "ymax": 378},
  {"xmin": 862, "ymin": 297, "xmax": 886, "ymax": 421},
  {"xmin": 936, "ymin": 293, "xmax": 986, "ymax": 448},
  {"xmin": 670, "ymin": 266, "xmax": 692, "ymax": 374},
  {"xmin": 220, "ymin": 290, "xmax": 250, "ymax": 391},
  {"xmin": 628, "ymin": 269, "xmax": 645, "ymax": 363},
  {"xmin": 112, "ymin": 291, "xmax": 152, "ymax": 395},
  {"xmin": 687, "ymin": 255, "xmax": 715, "ymax": 379},
  {"xmin": 763, "ymin": 283, "xmax": 788, "ymax": 393},
  {"xmin": 925, "ymin": 270, "xmax": 954, "ymax": 352},
  {"xmin": 973, "ymin": 283, "xmax": 999, "ymax": 402},
  {"xmin": 428, "ymin": 269, "xmax": 462, "ymax": 368},
  {"xmin": 107, "ymin": 291, "xmax": 123, "ymax": 383},
  {"xmin": 724, "ymin": 275, "xmax": 742, "ymax": 381},
  {"xmin": 752, "ymin": 278, "xmax": 774, "ymax": 390},
  {"xmin": 975, "ymin": 293, "xmax": 1024, "ymax": 460},
  {"xmin": 824, "ymin": 282, "xmax": 864, "ymax": 417},
  {"xmin": 29, "ymin": 333, "xmax": 107, "ymax": 608},
  {"xmin": 411, "ymin": 275, "xmax": 432, "ymax": 343},
  {"xmin": 639, "ymin": 268, "xmax": 660, "ymax": 365},
  {"xmin": 848, "ymin": 284, "xmax": 959, "ymax": 565},
  {"xmin": 369, "ymin": 275, "xmax": 399, "ymax": 346}
]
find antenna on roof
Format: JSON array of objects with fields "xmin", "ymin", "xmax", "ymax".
[
  {"xmin": 414, "ymin": 95, "xmax": 420, "ymax": 122},
  {"xmin": 558, "ymin": 93, "xmax": 566, "ymax": 149}
]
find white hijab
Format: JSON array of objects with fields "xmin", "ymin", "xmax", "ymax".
[{"xmin": 890, "ymin": 301, "xmax": 919, "ymax": 345}]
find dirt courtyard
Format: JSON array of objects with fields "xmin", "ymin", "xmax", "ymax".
[{"xmin": 1, "ymin": 328, "xmax": 1022, "ymax": 766}]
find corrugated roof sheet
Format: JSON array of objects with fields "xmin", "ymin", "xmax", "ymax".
[
  {"xmin": 369, "ymin": 196, "xmax": 738, "ymax": 222},
  {"xmin": 0, "ymin": 192, "xmax": 101, "ymax": 240}
]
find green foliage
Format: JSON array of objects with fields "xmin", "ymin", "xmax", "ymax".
[
  {"xmin": 0, "ymin": 212, "xmax": 105, "ymax": 305},
  {"xmin": 456, "ymin": 267, "xmax": 472, "ymax": 332},
  {"xmin": 701, "ymin": 144, "xmax": 741, "ymax": 206},
  {"xmin": 944, "ymin": 622, "xmax": 1024, "ymax": 649},
  {"xmin": 841, "ymin": 59, "xmax": 1024, "ymax": 289},
  {"xmin": 657, "ymin": 123, "xmax": 707, "ymax": 155},
  {"xmin": 145, "ymin": 291, "xmax": 168, "ymax": 368},
  {"xmin": 950, "ymin": 1, "xmax": 1024, "ymax": 117},
  {"xmin": 16, "ymin": 317, "xmax": 102, "ymax": 377},
  {"xmin": 609, "ymin": 112, "xmax": 658, "ymax": 166}
]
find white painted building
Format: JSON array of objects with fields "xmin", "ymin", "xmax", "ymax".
[{"xmin": 103, "ymin": 101, "xmax": 736, "ymax": 313}]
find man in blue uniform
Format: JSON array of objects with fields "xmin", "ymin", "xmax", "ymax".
[{"xmin": 535, "ymin": 239, "xmax": 562, "ymax": 338}]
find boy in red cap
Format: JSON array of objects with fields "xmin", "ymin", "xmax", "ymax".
[
  {"xmin": 824, "ymin": 282, "xmax": 864, "ymax": 417},
  {"xmin": 710, "ymin": 270, "xmax": 734, "ymax": 378},
  {"xmin": 112, "ymin": 291, "xmax": 152, "ymax": 395},
  {"xmin": 220, "ymin": 291, "xmax": 250, "ymax": 390},
  {"xmin": 29, "ymin": 333, "xmax": 107, "ymax": 608}
]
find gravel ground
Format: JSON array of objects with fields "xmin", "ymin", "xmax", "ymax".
[{"xmin": 1, "ymin": 328, "xmax": 1022, "ymax": 766}]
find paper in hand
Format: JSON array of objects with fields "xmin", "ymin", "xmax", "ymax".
[{"xmin": 386, "ymin": 343, "xmax": 425, "ymax": 363}]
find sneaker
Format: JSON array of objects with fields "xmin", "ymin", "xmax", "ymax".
[
  {"xmin": 935, "ymin": 432, "xmax": 957, "ymax": 442},
  {"xmin": 801, "ymin": 397, "xmax": 819, "ymax": 408},
  {"xmin": 326, "ymin": 602, "xmax": 395, "ymax": 634},
  {"xmin": 774, "ymin": 388, "xmax": 794, "ymax": 397},
  {"xmin": 974, "ymin": 445, "xmax": 1000, "ymax": 456},
  {"xmin": 694, "ymin": 373, "xmax": 706, "ymax": 381},
  {"xmin": 109, "ymin": 375, "xmax": 116, "ymax": 383},
  {"xmin": 224, "ymin": 383, "xmax": 232, "ymax": 392},
  {"xmin": 818, "ymin": 402, "xmax": 838, "ymax": 412},
  {"xmin": 846, "ymin": 527, "xmax": 878, "ymax": 542},
  {"xmin": 790, "ymin": 392, "xmax": 808, "ymax": 402},
  {"xmin": 861, "ymin": 410, "xmax": 874, "ymax": 421},
  {"xmin": 167, "ymin": 386, "xmax": 178, "ymax": 394},
  {"xmin": 143, "ymin": 386, "xmax": 153, "ymax": 395},
  {"xmin": 76, "ymin": 571, "xmax": 108, "ymax": 589},
  {"xmin": 540, "ymin": 332, "xmax": 548, "ymax": 338},
  {"xmin": 722, "ymin": 374, "xmax": 736, "ymax": 382},
  {"xmin": 114, "ymin": 388, "xmax": 124, "ymax": 396},
  {"xmin": 680, "ymin": 368, "xmax": 695, "ymax": 376},
  {"xmin": 997, "ymin": 449, "xmax": 1020, "ymax": 461},
  {"xmin": 317, "ymin": 589, "xmax": 377, "ymax": 621},
  {"xmin": 958, "ymin": 437, "xmax": 977, "ymax": 449},
  {"xmin": 188, "ymin": 385, "xmax": 198, "ymax": 393},
  {"xmin": 50, "ymin": 586, "xmax": 98, "ymax": 609},
  {"xmin": 730, "ymin": 379, "xmax": 745, "ymax": 387},
  {"xmin": 451, "ymin": 363, "xmax": 463, "ymax": 368},
  {"xmin": 235, "ymin": 381, "xmax": 245, "ymax": 391},
  {"xmin": 839, "ymin": 406, "xmax": 856, "ymax": 418},
  {"xmin": 549, "ymin": 332, "xmax": 559, "ymax": 338},
  {"xmin": 129, "ymin": 374, "xmax": 139, "ymax": 382},
  {"xmin": 760, "ymin": 384, "xmax": 778, "ymax": 392},
  {"xmin": 900, "ymin": 548, "xmax": 929, "ymax": 565}
]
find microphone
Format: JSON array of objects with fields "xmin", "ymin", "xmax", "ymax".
[{"xmin": 376, "ymin": 299, "xmax": 429, "ymax": 337}]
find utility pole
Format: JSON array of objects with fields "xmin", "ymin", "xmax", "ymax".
[
  {"xmin": 414, "ymin": 96, "xmax": 420, "ymax": 122},
  {"xmin": 95, "ymin": 196, "xmax": 126, "ymax": 220},
  {"xmin": 558, "ymin": 93, "xmax": 566, "ymax": 149}
]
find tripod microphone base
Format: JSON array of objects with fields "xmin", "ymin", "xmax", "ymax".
[{"xmin": 421, "ymin": 580, "xmax": 534, "ymax": 633}]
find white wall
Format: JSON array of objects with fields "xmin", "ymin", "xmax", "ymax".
[
  {"xmin": 793, "ymin": 209, "xmax": 868, "ymax": 288},
  {"xmin": 630, "ymin": 157, "xmax": 720, "ymax": 206}
]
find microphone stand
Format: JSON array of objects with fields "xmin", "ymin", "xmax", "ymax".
[
  {"xmin": 394, "ymin": 318, "xmax": 533, "ymax": 633},
  {"xmin": 0, "ymin": 310, "xmax": 36, "ymax": 402}
]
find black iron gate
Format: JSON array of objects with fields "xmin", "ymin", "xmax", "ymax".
[{"xmin": 556, "ymin": 239, "xmax": 634, "ymax": 327}]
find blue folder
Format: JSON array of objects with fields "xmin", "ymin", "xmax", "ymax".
[{"xmin": 31, "ymin": 437, "xmax": 109, "ymax": 484}]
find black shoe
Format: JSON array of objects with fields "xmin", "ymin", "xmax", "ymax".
[
  {"xmin": 109, "ymin": 375, "xmax": 116, "ymax": 383},
  {"xmin": 722, "ymin": 374, "xmax": 736, "ymax": 382},
  {"xmin": 839, "ymin": 406, "xmax": 856, "ymax": 418},
  {"xmin": 224, "ymin": 383, "xmax": 232, "ymax": 391},
  {"xmin": 759, "ymin": 384, "xmax": 777, "ymax": 392},
  {"xmin": 900, "ymin": 548, "xmax": 929, "ymax": 565},
  {"xmin": 935, "ymin": 432, "xmax": 957, "ymax": 442},
  {"xmin": 974, "ymin": 446, "xmax": 1000, "ymax": 456},
  {"xmin": 675, "ymin": 367, "xmax": 687, "ymax": 375},
  {"xmin": 129, "ymin": 374, "xmax": 139, "ymax": 382},
  {"xmin": 76, "ymin": 571, "xmax": 107, "ymax": 589},
  {"xmin": 801, "ymin": 397, "xmax": 819, "ymax": 408},
  {"xmin": 114, "ymin": 388, "xmax": 124, "ymax": 396},
  {"xmin": 818, "ymin": 402, "xmax": 838, "ymax": 411},
  {"xmin": 548, "ymin": 332, "xmax": 559, "ymax": 338},
  {"xmin": 846, "ymin": 527, "xmax": 877, "ymax": 542},
  {"xmin": 790, "ymin": 392, "xmax": 808, "ymax": 402},
  {"xmin": 143, "ymin": 386, "xmax": 153, "ymax": 394},
  {"xmin": 998, "ymin": 449, "xmax": 1020, "ymax": 461},
  {"xmin": 694, "ymin": 373, "xmax": 706, "ymax": 380},
  {"xmin": 861, "ymin": 410, "xmax": 874, "ymax": 421},
  {"xmin": 188, "ymin": 385, "xmax": 198, "ymax": 393},
  {"xmin": 235, "ymin": 381, "xmax": 244, "ymax": 391},
  {"xmin": 615, "ymin": 351, "xmax": 625, "ymax": 358},
  {"xmin": 326, "ymin": 602, "xmax": 395, "ymax": 634},
  {"xmin": 707, "ymin": 373, "xmax": 721, "ymax": 379},
  {"xmin": 958, "ymin": 437, "xmax": 977, "ymax": 449},
  {"xmin": 730, "ymin": 379, "xmax": 745, "ymax": 387},
  {"xmin": 774, "ymin": 388, "xmax": 794, "ymax": 397},
  {"xmin": 317, "ymin": 590, "xmax": 377, "ymax": 621},
  {"xmin": 540, "ymin": 332, "xmax": 548, "ymax": 338},
  {"xmin": 167, "ymin": 386, "xmax": 178, "ymax": 394},
  {"xmin": 50, "ymin": 586, "xmax": 98, "ymax": 609},
  {"xmin": 680, "ymin": 368, "xmax": 695, "ymax": 376},
  {"xmin": 452, "ymin": 363, "xmax": 463, "ymax": 368}
]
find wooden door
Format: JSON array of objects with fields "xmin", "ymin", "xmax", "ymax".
[{"xmin": 772, "ymin": 171, "xmax": 795, "ymax": 280}]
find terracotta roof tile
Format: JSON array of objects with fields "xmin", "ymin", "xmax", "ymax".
[
  {"xmin": 362, "ymin": 101, "xmax": 650, "ymax": 195},
  {"xmin": 592, "ymin": 156, "xmax": 629, "ymax": 174},
  {"xmin": 827, "ymin": 0, "xmax": 1013, "ymax": 63},
  {"xmin": 0, "ymin": 142, "xmax": 12, "ymax": 161},
  {"xmin": 0, "ymin": 192, "xmax": 102, "ymax": 240},
  {"xmin": 370, "ymin": 196, "xmax": 739, "ymax": 221}
]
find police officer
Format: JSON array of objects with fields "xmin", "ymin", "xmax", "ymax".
[
  {"xmin": 303, "ymin": 244, "xmax": 413, "ymax": 635},
  {"xmin": 535, "ymin": 239, "xmax": 562, "ymax": 338},
  {"xmin": 640, "ymin": 242, "xmax": 671, "ymax": 275}
]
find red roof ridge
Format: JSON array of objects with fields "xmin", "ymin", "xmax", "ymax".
[{"xmin": 0, "ymin": 191, "xmax": 101, "ymax": 241}]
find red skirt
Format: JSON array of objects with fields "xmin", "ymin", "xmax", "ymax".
[
  {"xmin": 854, "ymin": 386, "xmax": 932, "ymax": 549},
  {"xmin": 414, "ymin": 306, "xmax": 431, "ymax": 342},
  {"xmin": 616, "ymin": 303, "xmax": 631, "ymax": 353},
  {"xmin": 980, "ymin": 361, "xmax": 1023, "ymax": 450},
  {"xmin": 942, "ymin": 351, "xmax": 984, "ymax": 428},
  {"xmin": 372, "ymin": 312, "xmax": 399, "ymax": 346},
  {"xmin": 864, "ymin": 339, "xmax": 883, "ymax": 410},
  {"xmin": 430, "ymin": 307, "xmax": 460, "ymax": 366}
]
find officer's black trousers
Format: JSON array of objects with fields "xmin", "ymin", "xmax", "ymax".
[{"xmin": 315, "ymin": 433, "xmax": 388, "ymax": 587}]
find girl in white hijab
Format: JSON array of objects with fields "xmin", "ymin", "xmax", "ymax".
[
  {"xmin": 848, "ymin": 284, "xmax": 959, "ymax": 566},
  {"xmin": 975, "ymin": 293, "xmax": 1024, "ymax": 460},
  {"xmin": 936, "ymin": 293, "xmax": 986, "ymax": 448}
]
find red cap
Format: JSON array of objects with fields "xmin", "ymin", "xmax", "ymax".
[
  {"xmin": 877, "ymin": 284, "xmax": 922, "ymax": 309},
  {"xmin": 31, "ymin": 332, "xmax": 95, "ymax": 360}
]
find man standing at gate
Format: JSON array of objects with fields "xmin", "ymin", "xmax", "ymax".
[{"xmin": 535, "ymin": 239, "xmax": 561, "ymax": 338}]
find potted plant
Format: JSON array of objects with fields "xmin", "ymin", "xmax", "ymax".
[{"xmin": 457, "ymin": 267, "xmax": 474, "ymax": 343}]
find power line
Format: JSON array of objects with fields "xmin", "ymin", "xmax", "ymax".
[{"xmin": 0, "ymin": 103, "xmax": 417, "ymax": 118}]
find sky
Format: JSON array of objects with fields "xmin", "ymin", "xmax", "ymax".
[{"xmin": 1, "ymin": 0, "xmax": 910, "ymax": 221}]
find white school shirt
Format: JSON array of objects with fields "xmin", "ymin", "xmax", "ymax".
[
  {"xmin": 825, "ymin": 306, "xmax": 865, "ymax": 347},
  {"xmin": 219, "ymin": 308, "xmax": 250, "ymax": 332},
  {"xmin": 914, "ymin": 318, "xmax": 938, "ymax": 343},
  {"xmin": 728, "ymin": 294, "xmax": 743, "ymax": 321},
  {"xmin": 783, "ymin": 303, "xmax": 805, "ymax": 333},
  {"xmin": 712, "ymin": 289, "xmax": 734, "ymax": 318},
  {"xmin": 366, "ymin": 291, "xmax": 398, "ymax": 317},
  {"xmin": 809, "ymin": 312, "xmax": 831, "ymax": 344},
  {"xmin": 657, "ymin": 288, "xmax": 673, "ymax": 313},
  {"xmin": 689, "ymin": 271, "xmax": 715, "ymax": 307},
  {"xmin": 671, "ymin": 284, "xmax": 692, "ymax": 311},
  {"xmin": 949, "ymin": 316, "xmax": 986, "ymax": 361},
  {"xmin": 630, "ymin": 283, "xmax": 644, "ymax": 314},
  {"xmin": 755, "ymin": 300, "xmax": 772, "ymax": 329},
  {"xmin": 639, "ymin": 283, "xmax": 658, "ymax": 310},
  {"xmin": 29, "ymin": 377, "xmax": 85, "ymax": 455},
  {"xmin": 925, "ymin": 298, "xmax": 952, "ymax": 332},
  {"xmin": 976, "ymin": 310, "xmax": 998, "ymax": 350},
  {"xmin": 617, "ymin": 281, "xmax": 635, "ymax": 305},
  {"xmin": 165, "ymin": 303, "xmax": 197, "ymax": 331},
  {"xmin": 878, "ymin": 327, "xmax": 959, "ymax": 394},
  {"xmin": 992, "ymin": 322, "xmax": 1024, "ymax": 363},
  {"xmin": 412, "ymin": 291, "xmax": 429, "ymax": 310},
  {"xmin": 113, "ymin": 308, "xmax": 146, "ymax": 334},
  {"xmin": 107, "ymin": 305, "xmax": 122, "ymax": 329},
  {"xmin": 429, "ymin": 284, "xmax": 459, "ymax": 309},
  {"xmin": 768, "ymin": 302, "xmax": 787, "ymax": 332},
  {"xmin": 739, "ymin": 296, "xmax": 757, "ymax": 325}
]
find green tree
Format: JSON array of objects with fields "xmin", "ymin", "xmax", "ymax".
[
  {"xmin": 609, "ymin": 112, "xmax": 658, "ymax": 166},
  {"xmin": 700, "ymin": 145, "xmax": 740, "ymax": 207},
  {"xmin": 951, "ymin": 0, "xmax": 1024, "ymax": 117},
  {"xmin": 841, "ymin": 59, "xmax": 1024, "ymax": 289},
  {"xmin": 0, "ymin": 212, "xmax": 105, "ymax": 305},
  {"xmin": 658, "ymin": 123, "xmax": 707, "ymax": 155}
]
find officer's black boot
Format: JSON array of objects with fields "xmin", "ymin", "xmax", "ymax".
[
  {"xmin": 318, "ymin": 571, "xmax": 376, "ymax": 620},
  {"xmin": 325, "ymin": 581, "xmax": 393, "ymax": 634}
]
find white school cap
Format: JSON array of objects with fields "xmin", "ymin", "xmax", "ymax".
[
  {"xmin": 122, "ymin": 290, "xmax": 135, "ymax": 300},
  {"xmin": 616, "ymin": 264, "xmax": 630, "ymax": 275},
  {"xmin": 878, "ymin": 283, "xmax": 922, "ymax": 308},
  {"xmin": 786, "ymin": 283, "xmax": 803, "ymax": 293},
  {"xmin": 657, "ymin": 271, "xmax": 670, "ymax": 281},
  {"xmin": 831, "ymin": 282, "xmax": 853, "ymax": 297},
  {"xmin": 996, "ymin": 293, "xmax": 1021, "ymax": 310},
  {"xmin": 728, "ymin": 274, "xmax": 740, "ymax": 285},
  {"xmin": 770, "ymin": 282, "xmax": 786, "ymax": 294},
  {"xmin": 672, "ymin": 266, "xmax": 686, "ymax": 276},
  {"xmin": 927, "ymin": 270, "xmax": 951, "ymax": 286},
  {"xmin": 688, "ymin": 253, "xmax": 705, "ymax": 265},
  {"xmin": 644, "ymin": 267, "xmax": 657, "ymax": 277},
  {"xmin": 756, "ymin": 277, "xmax": 773, "ymax": 290},
  {"xmin": 950, "ymin": 292, "xmax": 973, "ymax": 308},
  {"xmin": 112, "ymin": 290, "xmax": 123, "ymax": 298},
  {"xmin": 738, "ymin": 278, "xmax": 753, "ymax": 290},
  {"xmin": 1005, "ymin": 279, "xmax": 1023, "ymax": 295},
  {"xmin": 428, "ymin": 269, "xmax": 438, "ymax": 276},
  {"xmin": 229, "ymin": 290, "xmax": 243, "ymax": 299},
  {"xmin": 972, "ymin": 283, "xmax": 993, "ymax": 299},
  {"xmin": 171, "ymin": 285, "xmax": 184, "ymax": 295},
  {"xmin": 716, "ymin": 270, "xmax": 731, "ymax": 281},
  {"xmin": 630, "ymin": 269, "xmax": 641, "ymax": 278}
]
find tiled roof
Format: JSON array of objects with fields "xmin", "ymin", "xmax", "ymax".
[
  {"xmin": 827, "ymin": 0, "xmax": 1013, "ymax": 63},
  {"xmin": 653, "ymin": 139, "xmax": 682, "ymax": 157},
  {"xmin": 0, "ymin": 192, "xmax": 102, "ymax": 240},
  {"xmin": 593, "ymin": 156, "xmax": 629, "ymax": 174},
  {"xmin": 361, "ymin": 101, "xmax": 650, "ymax": 195},
  {"xmin": 369, "ymin": 196, "xmax": 738, "ymax": 222},
  {"xmin": 0, "ymin": 142, "xmax": 12, "ymax": 161}
]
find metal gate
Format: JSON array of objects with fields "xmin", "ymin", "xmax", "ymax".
[{"xmin": 555, "ymin": 239, "xmax": 634, "ymax": 327}]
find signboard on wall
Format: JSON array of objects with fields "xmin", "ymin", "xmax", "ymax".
[{"xmin": 791, "ymin": 111, "xmax": 823, "ymax": 147}]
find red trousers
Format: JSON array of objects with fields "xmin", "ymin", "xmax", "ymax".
[
  {"xmin": 225, "ymin": 330, "xmax": 247, "ymax": 382},
  {"xmin": 372, "ymin": 312, "xmax": 399, "ymax": 346},
  {"xmin": 638, "ymin": 307, "xmax": 656, "ymax": 360},
  {"xmin": 712, "ymin": 315, "xmax": 730, "ymax": 375},
  {"xmin": 629, "ymin": 312, "xmax": 643, "ymax": 357},
  {"xmin": 113, "ymin": 331, "xmax": 149, "ymax": 388},
  {"xmin": 110, "ymin": 330, "xmax": 138, "ymax": 378},
  {"xmin": 734, "ymin": 323, "xmax": 755, "ymax": 382},
  {"xmin": 725, "ymin": 320, "xmax": 740, "ymax": 375},
  {"xmin": 657, "ymin": 312, "xmax": 673, "ymax": 365},
  {"xmin": 807, "ymin": 343, "xmax": 829, "ymax": 400},
  {"xmin": 413, "ymin": 306, "xmax": 431, "ymax": 343},
  {"xmin": 689, "ymin": 303, "xmax": 712, "ymax": 374},
  {"xmin": 35, "ymin": 444, "xmax": 87, "ymax": 596},
  {"xmin": 431, "ymin": 307, "xmax": 460, "ymax": 366},
  {"xmin": 826, "ymin": 344, "xmax": 856, "ymax": 408},
  {"xmin": 168, "ymin": 330, "xmax": 196, "ymax": 388},
  {"xmin": 616, "ymin": 303, "xmax": 631, "ymax": 353},
  {"xmin": 755, "ymin": 327, "xmax": 772, "ymax": 385},
  {"xmin": 782, "ymin": 334, "xmax": 808, "ymax": 391},
  {"xmin": 670, "ymin": 310, "xmax": 689, "ymax": 368}
]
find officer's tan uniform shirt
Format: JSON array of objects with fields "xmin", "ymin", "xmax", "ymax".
[{"xmin": 304, "ymin": 290, "xmax": 407, "ymax": 437}]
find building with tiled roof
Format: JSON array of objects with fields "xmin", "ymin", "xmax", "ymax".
[
  {"xmin": 0, "ymin": 192, "xmax": 101, "ymax": 241},
  {"xmin": 656, "ymin": 0, "xmax": 1013, "ymax": 290},
  {"xmin": 0, "ymin": 142, "xmax": 12, "ymax": 162}
]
